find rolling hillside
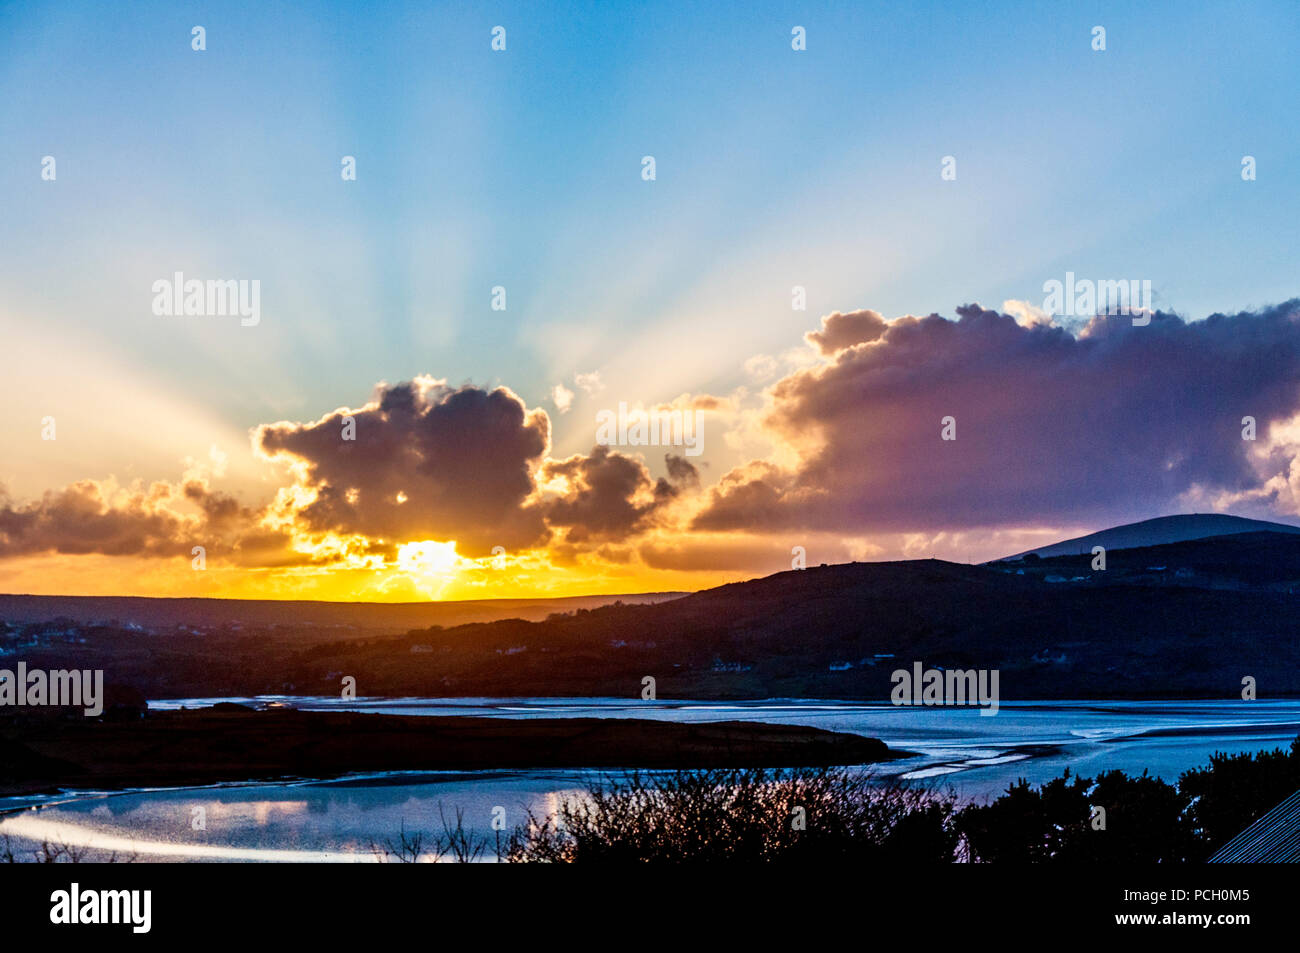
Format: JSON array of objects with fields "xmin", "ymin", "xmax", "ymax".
[
  {"xmin": 10, "ymin": 524, "xmax": 1300, "ymax": 701},
  {"xmin": 1000, "ymin": 513, "xmax": 1300, "ymax": 560}
]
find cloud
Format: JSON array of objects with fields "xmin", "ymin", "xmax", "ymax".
[
  {"xmin": 1001, "ymin": 298, "xmax": 1053, "ymax": 327},
  {"xmin": 12, "ymin": 301, "xmax": 1300, "ymax": 584},
  {"xmin": 1003, "ymin": 298, "xmax": 1090, "ymax": 335},
  {"xmin": 552, "ymin": 383, "xmax": 575, "ymax": 414},
  {"xmin": 664, "ymin": 452, "xmax": 701, "ymax": 490},
  {"xmin": 0, "ymin": 475, "xmax": 293, "ymax": 564},
  {"xmin": 540, "ymin": 445, "xmax": 667, "ymax": 544},
  {"xmin": 0, "ymin": 377, "xmax": 691, "ymax": 571},
  {"xmin": 0, "ymin": 480, "xmax": 190, "ymax": 558},
  {"xmin": 696, "ymin": 301, "xmax": 1300, "ymax": 535},
  {"xmin": 638, "ymin": 536, "xmax": 793, "ymax": 573},
  {"xmin": 255, "ymin": 378, "xmax": 552, "ymax": 557},
  {"xmin": 744, "ymin": 354, "xmax": 779, "ymax": 381},
  {"xmin": 575, "ymin": 372, "xmax": 603, "ymax": 395},
  {"xmin": 804, "ymin": 309, "xmax": 890, "ymax": 356}
]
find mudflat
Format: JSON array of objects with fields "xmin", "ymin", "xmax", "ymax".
[{"xmin": 0, "ymin": 706, "xmax": 901, "ymax": 797}]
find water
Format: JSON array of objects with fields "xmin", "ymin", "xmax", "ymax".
[{"xmin": 3, "ymin": 697, "xmax": 1297, "ymax": 862}]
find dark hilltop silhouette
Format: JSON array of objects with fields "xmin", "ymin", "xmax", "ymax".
[
  {"xmin": 1000, "ymin": 513, "xmax": 1300, "ymax": 560},
  {"xmin": 6, "ymin": 514, "xmax": 1300, "ymax": 701}
]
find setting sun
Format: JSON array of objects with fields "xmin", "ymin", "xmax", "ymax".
[{"xmin": 396, "ymin": 540, "xmax": 463, "ymax": 580}]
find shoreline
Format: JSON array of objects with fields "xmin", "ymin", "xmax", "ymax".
[{"xmin": 0, "ymin": 705, "xmax": 904, "ymax": 798}]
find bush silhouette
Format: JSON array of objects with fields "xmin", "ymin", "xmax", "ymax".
[
  {"xmin": 506, "ymin": 766, "xmax": 959, "ymax": 863},
  {"xmin": 488, "ymin": 734, "xmax": 1300, "ymax": 863},
  {"xmin": 1179, "ymin": 737, "xmax": 1300, "ymax": 855}
]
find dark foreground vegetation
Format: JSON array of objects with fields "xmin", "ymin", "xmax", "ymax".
[
  {"xmin": 503, "ymin": 736, "xmax": 1300, "ymax": 862},
  {"xmin": 506, "ymin": 767, "xmax": 959, "ymax": 862},
  {"xmin": 1, "ymin": 835, "xmax": 135, "ymax": 864},
  {"xmin": 7, "ymin": 737, "xmax": 1296, "ymax": 862}
]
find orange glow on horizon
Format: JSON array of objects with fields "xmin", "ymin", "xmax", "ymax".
[{"xmin": 0, "ymin": 549, "xmax": 752, "ymax": 603}]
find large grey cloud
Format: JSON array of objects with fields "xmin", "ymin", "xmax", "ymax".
[
  {"xmin": 255, "ymin": 380, "xmax": 692, "ymax": 557},
  {"xmin": 0, "ymin": 379, "xmax": 684, "ymax": 564},
  {"xmin": 9, "ymin": 301, "xmax": 1300, "ymax": 570},
  {"xmin": 540, "ymin": 448, "xmax": 693, "ymax": 545},
  {"xmin": 0, "ymin": 481, "xmax": 188, "ymax": 557},
  {"xmin": 0, "ymin": 478, "xmax": 293, "ymax": 563},
  {"xmin": 255, "ymin": 381, "xmax": 553, "ymax": 557},
  {"xmin": 695, "ymin": 301, "xmax": 1300, "ymax": 534}
]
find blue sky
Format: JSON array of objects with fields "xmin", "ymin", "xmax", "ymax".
[
  {"xmin": 3, "ymin": 3, "xmax": 1296, "ymax": 456},
  {"xmin": 2, "ymin": 1, "xmax": 1300, "ymax": 597}
]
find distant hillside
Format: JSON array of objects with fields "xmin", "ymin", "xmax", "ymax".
[
  {"xmin": 14, "ymin": 532, "xmax": 1300, "ymax": 700},
  {"xmin": 1000, "ymin": 514, "xmax": 1300, "ymax": 560},
  {"xmin": 1006, "ymin": 530, "xmax": 1300, "ymax": 588},
  {"xmin": 0, "ymin": 591, "xmax": 686, "ymax": 631}
]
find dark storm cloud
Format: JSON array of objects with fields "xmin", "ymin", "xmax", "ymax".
[
  {"xmin": 664, "ymin": 452, "xmax": 701, "ymax": 490},
  {"xmin": 13, "ymin": 299, "xmax": 1300, "ymax": 571},
  {"xmin": 541, "ymin": 445, "xmax": 664, "ymax": 544},
  {"xmin": 255, "ymin": 380, "xmax": 552, "ymax": 557},
  {"xmin": 0, "ymin": 477, "xmax": 298, "ymax": 563},
  {"xmin": 0, "ymin": 481, "xmax": 188, "ymax": 557},
  {"xmin": 695, "ymin": 301, "xmax": 1300, "ymax": 534},
  {"xmin": 0, "ymin": 378, "xmax": 682, "ymax": 565}
]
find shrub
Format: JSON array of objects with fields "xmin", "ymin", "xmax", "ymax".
[
  {"xmin": 505, "ymin": 766, "xmax": 960, "ymax": 863},
  {"xmin": 1178, "ymin": 737, "xmax": 1300, "ymax": 855},
  {"xmin": 956, "ymin": 768, "xmax": 1196, "ymax": 862}
]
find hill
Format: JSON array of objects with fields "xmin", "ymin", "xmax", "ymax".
[
  {"xmin": 11, "ymin": 530, "xmax": 1300, "ymax": 700},
  {"xmin": 0, "ymin": 590, "xmax": 685, "ymax": 632},
  {"xmin": 999, "ymin": 513, "xmax": 1300, "ymax": 560}
]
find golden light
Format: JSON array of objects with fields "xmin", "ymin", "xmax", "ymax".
[{"xmin": 396, "ymin": 539, "xmax": 462, "ymax": 577}]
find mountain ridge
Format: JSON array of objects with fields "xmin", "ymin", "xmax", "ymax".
[
  {"xmin": 10, "ymin": 530, "xmax": 1300, "ymax": 700},
  {"xmin": 998, "ymin": 513, "xmax": 1300, "ymax": 561}
]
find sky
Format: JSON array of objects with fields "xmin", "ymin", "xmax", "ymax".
[{"xmin": 2, "ymin": 0, "xmax": 1300, "ymax": 601}]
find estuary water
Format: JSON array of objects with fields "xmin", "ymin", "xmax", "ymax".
[{"xmin": 2, "ymin": 697, "xmax": 1296, "ymax": 862}]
